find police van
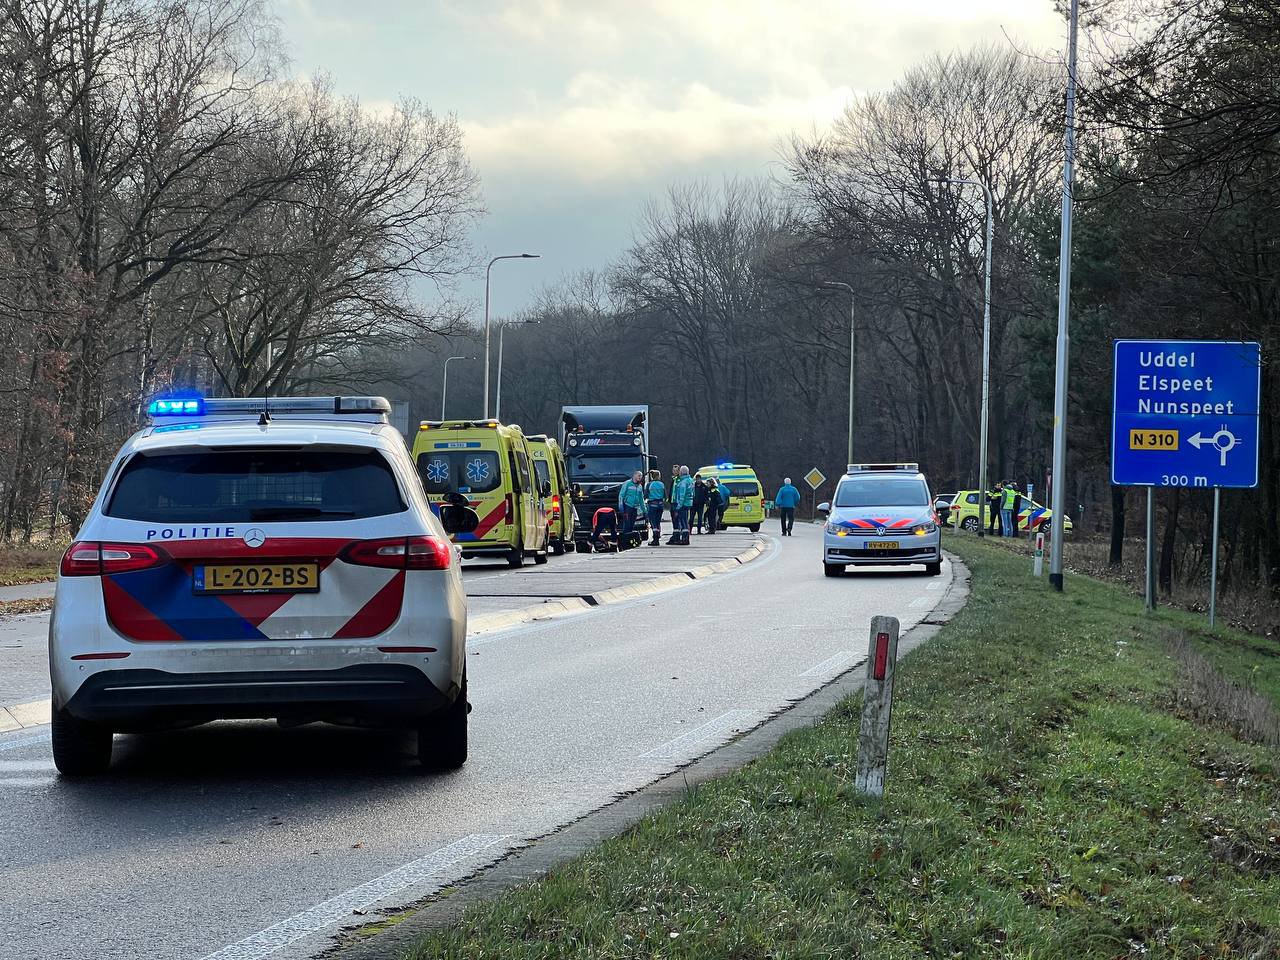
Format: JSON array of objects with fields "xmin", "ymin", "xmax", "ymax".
[
  {"xmin": 49, "ymin": 396, "xmax": 471, "ymax": 775},
  {"xmin": 819, "ymin": 463, "xmax": 942, "ymax": 577},
  {"xmin": 526, "ymin": 434, "xmax": 575, "ymax": 554},
  {"xmin": 412, "ymin": 419, "xmax": 550, "ymax": 568},
  {"xmin": 696, "ymin": 463, "xmax": 764, "ymax": 532}
]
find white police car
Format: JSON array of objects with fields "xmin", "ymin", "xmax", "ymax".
[
  {"xmin": 49, "ymin": 396, "xmax": 471, "ymax": 775},
  {"xmin": 818, "ymin": 463, "xmax": 942, "ymax": 578}
]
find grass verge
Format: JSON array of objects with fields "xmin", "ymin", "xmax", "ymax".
[
  {"xmin": 396, "ymin": 538, "xmax": 1280, "ymax": 960},
  {"xmin": 0, "ymin": 542, "xmax": 63, "ymax": 586}
]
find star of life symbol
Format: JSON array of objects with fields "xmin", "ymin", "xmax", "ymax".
[
  {"xmin": 425, "ymin": 458, "xmax": 450, "ymax": 484},
  {"xmin": 466, "ymin": 459, "xmax": 491, "ymax": 485}
]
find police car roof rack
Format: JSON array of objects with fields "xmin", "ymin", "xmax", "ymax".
[
  {"xmin": 147, "ymin": 396, "xmax": 392, "ymax": 424},
  {"xmin": 847, "ymin": 462, "xmax": 920, "ymax": 474}
]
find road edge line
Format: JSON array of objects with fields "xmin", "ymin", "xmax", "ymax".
[{"xmin": 327, "ymin": 552, "xmax": 971, "ymax": 960}]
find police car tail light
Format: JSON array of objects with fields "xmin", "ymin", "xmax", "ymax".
[
  {"xmin": 341, "ymin": 536, "xmax": 452, "ymax": 571},
  {"xmin": 61, "ymin": 542, "xmax": 168, "ymax": 576}
]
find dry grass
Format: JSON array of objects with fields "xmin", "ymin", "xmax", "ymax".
[
  {"xmin": 1169, "ymin": 630, "xmax": 1280, "ymax": 749},
  {"xmin": 0, "ymin": 542, "xmax": 65, "ymax": 586}
]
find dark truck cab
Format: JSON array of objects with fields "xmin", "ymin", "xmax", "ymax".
[{"xmin": 560, "ymin": 405, "xmax": 653, "ymax": 547}]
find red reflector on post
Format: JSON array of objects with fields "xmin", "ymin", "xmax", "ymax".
[
  {"xmin": 71, "ymin": 652, "xmax": 131, "ymax": 661},
  {"xmin": 872, "ymin": 631, "xmax": 890, "ymax": 680}
]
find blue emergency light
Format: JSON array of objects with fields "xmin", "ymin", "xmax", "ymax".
[{"xmin": 148, "ymin": 397, "xmax": 205, "ymax": 416}]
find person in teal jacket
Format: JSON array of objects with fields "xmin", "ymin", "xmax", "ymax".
[
  {"xmin": 669, "ymin": 465, "xmax": 695, "ymax": 545},
  {"xmin": 774, "ymin": 477, "xmax": 801, "ymax": 536},
  {"xmin": 618, "ymin": 471, "xmax": 645, "ymax": 545},
  {"xmin": 644, "ymin": 469, "xmax": 667, "ymax": 545}
]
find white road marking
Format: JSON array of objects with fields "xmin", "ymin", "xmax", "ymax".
[
  {"xmin": 909, "ymin": 596, "xmax": 932, "ymax": 608},
  {"xmin": 638, "ymin": 709, "xmax": 755, "ymax": 760},
  {"xmin": 926, "ymin": 579, "xmax": 944, "ymax": 591},
  {"xmin": 198, "ymin": 833, "xmax": 508, "ymax": 960},
  {"xmin": 799, "ymin": 651, "xmax": 859, "ymax": 678}
]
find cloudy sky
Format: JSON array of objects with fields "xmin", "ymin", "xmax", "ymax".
[{"xmin": 274, "ymin": 0, "xmax": 1068, "ymax": 315}]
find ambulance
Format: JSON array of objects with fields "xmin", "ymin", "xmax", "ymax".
[
  {"xmin": 526, "ymin": 434, "xmax": 576, "ymax": 554},
  {"xmin": 412, "ymin": 419, "xmax": 549, "ymax": 567},
  {"xmin": 696, "ymin": 463, "xmax": 765, "ymax": 532}
]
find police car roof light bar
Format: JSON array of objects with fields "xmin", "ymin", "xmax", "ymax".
[
  {"xmin": 146, "ymin": 395, "xmax": 392, "ymax": 423},
  {"xmin": 847, "ymin": 462, "xmax": 920, "ymax": 473}
]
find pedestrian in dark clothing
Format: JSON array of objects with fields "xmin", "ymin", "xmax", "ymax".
[
  {"xmin": 988, "ymin": 482, "xmax": 1003, "ymax": 536},
  {"xmin": 705, "ymin": 479, "xmax": 722, "ymax": 534},
  {"xmin": 691, "ymin": 474, "xmax": 708, "ymax": 533}
]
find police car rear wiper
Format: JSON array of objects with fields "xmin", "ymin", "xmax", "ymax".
[{"xmin": 247, "ymin": 507, "xmax": 357, "ymax": 520}]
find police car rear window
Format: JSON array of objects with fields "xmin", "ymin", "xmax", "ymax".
[
  {"xmin": 417, "ymin": 451, "xmax": 501, "ymax": 494},
  {"xmin": 106, "ymin": 449, "xmax": 406, "ymax": 522},
  {"xmin": 835, "ymin": 477, "xmax": 929, "ymax": 508}
]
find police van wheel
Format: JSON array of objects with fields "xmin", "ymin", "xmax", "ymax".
[
  {"xmin": 507, "ymin": 541, "xmax": 524, "ymax": 568},
  {"xmin": 926, "ymin": 560, "xmax": 942, "ymax": 577},
  {"xmin": 51, "ymin": 705, "xmax": 113, "ymax": 776},
  {"xmin": 419, "ymin": 672, "xmax": 467, "ymax": 771},
  {"xmin": 823, "ymin": 563, "xmax": 844, "ymax": 578}
]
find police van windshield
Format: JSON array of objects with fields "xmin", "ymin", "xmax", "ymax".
[
  {"xmin": 107, "ymin": 449, "xmax": 406, "ymax": 522},
  {"xmin": 570, "ymin": 455, "xmax": 645, "ymax": 481},
  {"xmin": 417, "ymin": 451, "xmax": 502, "ymax": 494},
  {"xmin": 834, "ymin": 477, "xmax": 929, "ymax": 508}
]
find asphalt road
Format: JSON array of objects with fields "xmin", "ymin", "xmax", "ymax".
[{"xmin": 0, "ymin": 523, "xmax": 955, "ymax": 960}]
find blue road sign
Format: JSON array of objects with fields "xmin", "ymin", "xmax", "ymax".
[{"xmin": 1112, "ymin": 340, "xmax": 1261, "ymax": 488}]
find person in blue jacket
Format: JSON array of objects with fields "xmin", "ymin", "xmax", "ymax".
[
  {"xmin": 617, "ymin": 470, "xmax": 645, "ymax": 546},
  {"xmin": 669, "ymin": 465, "xmax": 695, "ymax": 545},
  {"xmin": 774, "ymin": 477, "xmax": 801, "ymax": 536},
  {"xmin": 645, "ymin": 469, "xmax": 667, "ymax": 546}
]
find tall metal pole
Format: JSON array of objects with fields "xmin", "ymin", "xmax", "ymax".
[
  {"xmin": 482, "ymin": 253, "xmax": 539, "ymax": 419},
  {"xmin": 822, "ymin": 282, "xmax": 856, "ymax": 464},
  {"xmin": 495, "ymin": 320, "xmax": 507, "ymax": 422},
  {"xmin": 1048, "ymin": 0, "xmax": 1079, "ymax": 591},
  {"xmin": 441, "ymin": 355, "xmax": 473, "ymax": 421},
  {"xmin": 1209, "ymin": 487, "xmax": 1221, "ymax": 627},
  {"xmin": 931, "ymin": 177, "xmax": 993, "ymax": 536},
  {"xmin": 1144, "ymin": 488, "xmax": 1156, "ymax": 612}
]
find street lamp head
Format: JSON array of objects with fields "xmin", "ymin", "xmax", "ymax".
[{"xmin": 520, "ymin": 253, "xmax": 540, "ymax": 259}]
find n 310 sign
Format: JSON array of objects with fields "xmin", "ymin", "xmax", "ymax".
[{"xmin": 1111, "ymin": 340, "xmax": 1261, "ymax": 488}]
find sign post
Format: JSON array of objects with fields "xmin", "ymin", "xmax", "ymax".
[
  {"xmin": 1111, "ymin": 340, "xmax": 1261, "ymax": 624},
  {"xmin": 804, "ymin": 467, "xmax": 826, "ymax": 521},
  {"xmin": 855, "ymin": 615, "xmax": 900, "ymax": 798}
]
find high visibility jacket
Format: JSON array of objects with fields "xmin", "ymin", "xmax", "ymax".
[
  {"xmin": 673, "ymin": 476, "xmax": 695, "ymax": 507},
  {"xmin": 618, "ymin": 480, "xmax": 645, "ymax": 510},
  {"xmin": 646, "ymin": 480, "xmax": 666, "ymax": 504},
  {"xmin": 1002, "ymin": 487, "xmax": 1018, "ymax": 510}
]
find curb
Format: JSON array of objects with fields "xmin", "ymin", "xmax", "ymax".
[
  {"xmin": 0, "ymin": 698, "xmax": 52, "ymax": 733},
  {"xmin": 328, "ymin": 552, "xmax": 972, "ymax": 960},
  {"xmin": 466, "ymin": 537, "xmax": 766, "ymax": 637}
]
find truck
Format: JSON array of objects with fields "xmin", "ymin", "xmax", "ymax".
[{"xmin": 560, "ymin": 405, "xmax": 654, "ymax": 547}]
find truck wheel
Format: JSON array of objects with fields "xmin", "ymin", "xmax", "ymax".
[
  {"xmin": 51, "ymin": 705, "xmax": 113, "ymax": 776},
  {"xmin": 419, "ymin": 672, "xmax": 467, "ymax": 771},
  {"xmin": 507, "ymin": 539, "xmax": 524, "ymax": 568}
]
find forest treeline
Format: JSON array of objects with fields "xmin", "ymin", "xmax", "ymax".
[{"xmin": 2, "ymin": 0, "xmax": 1277, "ymax": 603}]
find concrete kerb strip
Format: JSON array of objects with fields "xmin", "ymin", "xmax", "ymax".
[
  {"xmin": 0, "ymin": 699, "xmax": 52, "ymax": 733},
  {"xmin": 328, "ymin": 553, "xmax": 972, "ymax": 960}
]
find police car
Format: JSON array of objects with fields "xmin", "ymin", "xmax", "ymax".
[
  {"xmin": 49, "ymin": 396, "xmax": 470, "ymax": 775},
  {"xmin": 818, "ymin": 463, "xmax": 942, "ymax": 577}
]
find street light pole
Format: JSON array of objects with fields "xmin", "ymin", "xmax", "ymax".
[
  {"xmin": 441, "ymin": 355, "xmax": 475, "ymax": 421},
  {"xmin": 483, "ymin": 253, "xmax": 540, "ymax": 419},
  {"xmin": 822, "ymin": 281, "xmax": 856, "ymax": 464},
  {"xmin": 1048, "ymin": 0, "xmax": 1079, "ymax": 591},
  {"xmin": 495, "ymin": 319, "xmax": 541, "ymax": 421},
  {"xmin": 932, "ymin": 176, "xmax": 993, "ymax": 538}
]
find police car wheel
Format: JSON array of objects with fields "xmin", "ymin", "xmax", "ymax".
[
  {"xmin": 823, "ymin": 563, "xmax": 844, "ymax": 578},
  {"xmin": 51, "ymin": 705, "xmax": 113, "ymax": 776},
  {"xmin": 926, "ymin": 561, "xmax": 942, "ymax": 577},
  {"xmin": 419, "ymin": 672, "xmax": 468, "ymax": 771}
]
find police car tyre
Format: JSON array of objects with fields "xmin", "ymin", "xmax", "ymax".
[
  {"xmin": 823, "ymin": 563, "xmax": 844, "ymax": 578},
  {"xmin": 51, "ymin": 705, "xmax": 113, "ymax": 776},
  {"xmin": 419, "ymin": 672, "xmax": 467, "ymax": 771},
  {"xmin": 926, "ymin": 561, "xmax": 942, "ymax": 576}
]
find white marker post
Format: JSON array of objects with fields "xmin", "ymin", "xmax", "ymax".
[
  {"xmin": 1033, "ymin": 531, "xmax": 1045, "ymax": 577},
  {"xmin": 855, "ymin": 615, "xmax": 900, "ymax": 798}
]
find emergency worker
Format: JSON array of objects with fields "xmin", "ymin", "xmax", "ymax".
[
  {"xmin": 646, "ymin": 469, "xmax": 667, "ymax": 546},
  {"xmin": 669, "ymin": 466, "xmax": 695, "ymax": 544},
  {"xmin": 705, "ymin": 479, "xmax": 723, "ymax": 534},
  {"xmin": 774, "ymin": 477, "xmax": 800, "ymax": 536},
  {"xmin": 989, "ymin": 482, "xmax": 1003, "ymax": 536},
  {"xmin": 618, "ymin": 470, "xmax": 645, "ymax": 545},
  {"xmin": 1009, "ymin": 481, "xmax": 1023, "ymax": 538},
  {"xmin": 691, "ymin": 473, "xmax": 708, "ymax": 533},
  {"xmin": 1001, "ymin": 481, "xmax": 1018, "ymax": 538}
]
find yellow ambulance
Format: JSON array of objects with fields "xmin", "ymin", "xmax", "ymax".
[
  {"xmin": 526, "ymin": 434, "xmax": 576, "ymax": 554},
  {"xmin": 413, "ymin": 419, "xmax": 549, "ymax": 567},
  {"xmin": 696, "ymin": 462, "xmax": 765, "ymax": 532}
]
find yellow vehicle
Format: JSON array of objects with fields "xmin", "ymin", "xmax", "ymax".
[
  {"xmin": 413, "ymin": 419, "xmax": 549, "ymax": 567},
  {"xmin": 948, "ymin": 489, "xmax": 1073, "ymax": 535},
  {"xmin": 696, "ymin": 462, "xmax": 765, "ymax": 532},
  {"xmin": 526, "ymin": 434, "xmax": 576, "ymax": 555}
]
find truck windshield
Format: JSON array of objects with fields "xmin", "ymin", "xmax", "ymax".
[{"xmin": 569, "ymin": 455, "xmax": 645, "ymax": 481}]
